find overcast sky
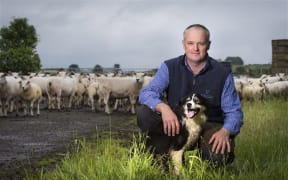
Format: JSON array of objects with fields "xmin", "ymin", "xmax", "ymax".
[{"xmin": 1, "ymin": 0, "xmax": 287, "ymax": 69}]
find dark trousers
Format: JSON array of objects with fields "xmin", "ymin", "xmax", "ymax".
[{"xmin": 136, "ymin": 105, "xmax": 235, "ymax": 166}]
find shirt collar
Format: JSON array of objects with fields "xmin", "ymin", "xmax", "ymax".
[{"xmin": 184, "ymin": 55, "xmax": 211, "ymax": 75}]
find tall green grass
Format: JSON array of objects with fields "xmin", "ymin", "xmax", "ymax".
[
  {"xmin": 233, "ymin": 99, "xmax": 288, "ymax": 179},
  {"xmin": 25, "ymin": 99, "xmax": 288, "ymax": 180}
]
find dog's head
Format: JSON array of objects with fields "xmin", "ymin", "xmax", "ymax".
[{"xmin": 177, "ymin": 93, "xmax": 207, "ymax": 124}]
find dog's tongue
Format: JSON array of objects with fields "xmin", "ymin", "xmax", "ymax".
[{"xmin": 187, "ymin": 111, "xmax": 195, "ymax": 118}]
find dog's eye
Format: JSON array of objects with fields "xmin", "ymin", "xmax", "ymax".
[{"xmin": 193, "ymin": 98, "xmax": 200, "ymax": 104}]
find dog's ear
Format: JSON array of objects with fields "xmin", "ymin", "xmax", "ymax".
[
  {"xmin": 179, "ymin": 94, "xmax": 189, "ymax": 105},
  {"xmin": 193, "ymin": 93, "xmax": 205, "ymax": 105}
]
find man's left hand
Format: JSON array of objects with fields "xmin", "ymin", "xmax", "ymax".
[{"xmin": 209, "ymin": 128, "xmax": 231, "ymax": 154}]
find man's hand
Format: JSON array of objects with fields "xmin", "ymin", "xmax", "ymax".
[
  {"xmin": 156, "ymin": 103, "xmax": 180, "ymax": 136},
  {"xmin": 209, "ymin": 128, "xmax": 231, "ymax": 154}
]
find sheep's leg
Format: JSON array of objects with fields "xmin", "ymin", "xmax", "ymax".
[
  {"xmin": 47, "ymin": 92, "xmax": 52, "ymax": 110},
  {"xmin": 0, "ymin": 101, "xmax": 3, "ymax": 117},
  {"xmin": 57, "ymin": 96, "xmax": 61, "ymax": 110},
  {"xmin": 30, "ymin": 101, "xmax": 34, "ymax": 116},
  {"xmin": 68, "ymin": 95, "xmax": 73, "ymax": 110},
  {"xmin": 89, "ymin": 96, "xmax": 95, "ymax": 112},
  {"xmin": 129, "ymin": 96, "xmax": 136, "ymax": 114},
  {"xmin": 36, "ymin": 99, "xmax": 40, "ymax": 115},
  {"xmin": 9, "ymin": 100, "xmax": 14, "ymax": 112},
  {"xmin": 103, "ymin": 95, "xmax": 111, "ymax": 114},
  {"xmin": 23, "ymin": 102, "xmax": 28, "ymax": 116},
  {"xmin": 113, "ymin": 99, "xmax": 119, "ymax": 110},
  {"xmin": 15, "ymin": 100, "xmax": 20, "ymax": 116},
  {"xmin": 4, "ymin": 100, "xmax": 9, "ymax": 117},
  {"xmin": 97, "ymin": 97, "xmax": 103, "ymax": 110},
  {"xmin": 56, "ymin": 95, "xmax": 61, "ymax": 111}
]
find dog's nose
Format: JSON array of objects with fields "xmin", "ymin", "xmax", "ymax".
[{"xmin": 187, "ymin": 103, "xmax": 192, "ymax": 108}]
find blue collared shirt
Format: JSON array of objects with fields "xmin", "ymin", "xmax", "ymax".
[{"xmin": 139, "ymin": 61, "xmax": 243, "ymax": 136}]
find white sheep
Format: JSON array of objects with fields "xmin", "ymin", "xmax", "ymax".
[
  {"xmin": 260, "ymin": 74, "xmax": 284, "ymax": 84},
  {"xmin": 87, "ymin": 80, "xmax": 101, "ymax": 112},
  {"xmin": 0, "ymin": 75, "xmax": 21, "ymax": 117},
  {"xmin": 239, "ymin": 81, "xmax": 265, "ymax": 101},
  {"xmin": 96, "ymin": 72, "xmax": 145, "ymax": 114},
  {"xmin": 19, "ymin": 80, "xmax": 42, "ymax": 116},
  {"xmin": 73, "ymin": 79, "xmax": 87, "ymax": 108},
  {"xmin": 264, "ymin": 81, "xmax": 288, "ymax": 98},
  {"xmin": 46, "ymin": 76, "xmax": 78, "ymax": 110}
]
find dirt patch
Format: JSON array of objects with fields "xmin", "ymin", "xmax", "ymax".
[{"xmin": 0, "ymin": 107, "xmax": 140, "ymax": 179}]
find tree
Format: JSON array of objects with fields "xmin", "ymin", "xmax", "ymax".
[
  {"xmin": 68, "ymin": 64, "xmax": 80, "ymax": 72},
  {"xmin": 0, "ymin": 17, "xmax": 41, "ymax": 73},
  {"xmin": 93, "ymin": 64, "xmax": 103, "ymax": 73},
  {"xmin": 224, "ymin": 56, "xmax": 244, "ymax": 66},
  {"xmin": 234, "ymin": 66, "xmax": 246, "ymax": 75}
]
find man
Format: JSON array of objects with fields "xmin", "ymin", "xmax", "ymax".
[{"xmin": 137, "ymin": 24, "xmax": 243, "ymax": 166}]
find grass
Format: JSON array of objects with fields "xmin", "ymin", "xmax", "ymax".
[{"xmin": 24, "ymin": 99, "xmax": 288, "ymax": 180}]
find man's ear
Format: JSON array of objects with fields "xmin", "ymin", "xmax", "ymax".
[
  {"xmin": 182, "ymin": 39, "xmax": 185, "ymax": 48},
  {"xmin": 207, "ymin": 41, "xmax": 211, "ymax": 50}
]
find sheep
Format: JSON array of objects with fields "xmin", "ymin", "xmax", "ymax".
[
  {"xmin": 239, "ymin": 81, "xmax": 265, "ymax": 101},
  {"xmin": 28, "ymin": 75, "xmax": 51, "ymax": 108},
  {"xmin": 73, "ymin": 79, "xmax": 87, "ymax": 108},
  {"xmin": 0, "ymin": 75, "xmax": 22, "ymax": 117},
  {"xmin": 19, "ymin": 80, "xmax": 42, "ymax": 116},
  {"xmin": 96, "ymin": 72, "xmax": 145, "ymax": 114},
  {"xmin": 260, "ymin": 74, "xmax": 284, "ymax": 84},
  {"xmin": 46, "ymin": 76, "xmax": 78, "ymax": 110},
  {"xmin": 264, "ymin": 81, "xmax": 288, "ymax": 98},
  {"xmin": 87, "ymin": 80, "xmax": 101, "ymax": 112},
  {"xmin": 234, "ymin": 77, "xmax": 249, "ymax": 100}
]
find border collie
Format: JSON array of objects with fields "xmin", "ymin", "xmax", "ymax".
[{"xmin": 170, "ymin": 93, "xmax": 207, "ymax": 175}]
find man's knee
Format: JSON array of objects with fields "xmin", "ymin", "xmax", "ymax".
[
  {"xmin": 136, "ymin": 105, "xmax": 151, "ymax": 132},
  {"xmin": 136, "ymin": 105, "xmax": 163, "ymax": 133},
  {"xmin": 200, "ymin": 148, "xmax": 235, "ymax": 167},
  {"xmin": 198, "ymin": 122, "xmax": 236, "ymax": 166}
]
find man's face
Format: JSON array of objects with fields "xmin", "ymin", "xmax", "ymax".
[{"xmin": 182, "ymin": 28, "xmax": 210, "ymax": 64}]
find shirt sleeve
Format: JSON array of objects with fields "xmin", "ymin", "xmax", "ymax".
[
  {"xmin": 221, "ymin": 73, "xmax": 244, "ymax": 136},
  {"xmin": 138, "ymin": 63, "xmax": 169, "ymax": 110}
]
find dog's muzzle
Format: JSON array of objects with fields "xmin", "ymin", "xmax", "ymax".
[{"xmin": 186, "ymin": 107, "xmax": 200, "ymax": 118}]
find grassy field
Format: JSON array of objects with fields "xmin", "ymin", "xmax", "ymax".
[{"xmin": 25, "ymin": 99, "xmax": 288, "ymax": 180}]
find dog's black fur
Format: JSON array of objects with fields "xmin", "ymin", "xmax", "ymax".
[
  {"xmin": 169, "ymin": 92, "xmax": 207, "ymax": 175},
  {"xmin": 171, "ymin": 93, "xmax": 206, "ymax": 148}
]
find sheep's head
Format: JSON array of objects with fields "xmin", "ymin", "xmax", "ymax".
[
  {"xmin": 21, "ymin": 81, "xmax": 31, "ymax": 92},
  {"xmin": 135, "ymin": 72, "xmax": 145, "ymax": 83}
]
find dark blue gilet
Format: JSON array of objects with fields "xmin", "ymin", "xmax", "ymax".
[{"xmin": 164, "ymin": 55, "xmax": 231, "ymax": 123}]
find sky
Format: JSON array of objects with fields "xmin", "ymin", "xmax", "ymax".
[{"xmin": 1, "ymin": 0, "xmax": 287, "ymax": 69}]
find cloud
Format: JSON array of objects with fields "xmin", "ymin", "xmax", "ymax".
[{"xmin": 1, "ymin": 0, "xmax": 287, "ymax": 69}]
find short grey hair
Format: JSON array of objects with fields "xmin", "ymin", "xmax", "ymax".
[{"xmin": 183, "ymin": 24, "xmax": 210, "ymax": 42}]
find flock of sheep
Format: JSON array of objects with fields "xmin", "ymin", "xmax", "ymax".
[
  {"xmin": 0, "ymin": 71, "xmax": 150, "ymax": 117},
  {"xmin": 234, "ymin": 73, "xmax": 288, "ymax": 101},
  {"xmin": 0, "ymin": 71, "xmax": 287, "ymax": 117}
]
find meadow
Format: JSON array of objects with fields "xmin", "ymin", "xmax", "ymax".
[{"xmin": 25, "ymin": 99, "xmax": 288, "ymax": 180}]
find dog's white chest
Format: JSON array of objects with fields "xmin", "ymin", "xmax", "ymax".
[{"xmin": 184, "ymin": 119, "xmax": 201, "ymax": 148}]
